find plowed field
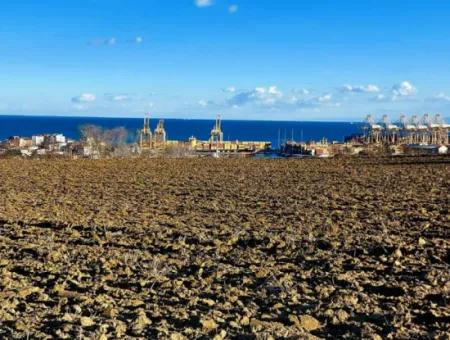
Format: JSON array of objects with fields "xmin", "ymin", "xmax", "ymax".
[{"xmin": 0, "ymin": 157, "xmax": 449, "ymax": 339}]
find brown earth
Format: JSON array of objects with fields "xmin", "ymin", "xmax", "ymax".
[{"xmin": 0, "ymin": 156, "xmax": 449, "ymax": 339}]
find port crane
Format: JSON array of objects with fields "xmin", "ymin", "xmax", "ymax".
[
  {"xmin": 210, "ymin": 114, "xmax": 224, "ymax": 144},
  {"xmin": 139, "ymin": 113, "xmax": 152, "ymax": 148}
]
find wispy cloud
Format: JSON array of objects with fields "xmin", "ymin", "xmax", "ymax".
[
  {"xmin": 317, "ymin": 93, "xmax": 332, "ymax": 102},
  {"xmin": 229, "ymin": 5, "xmax": 238, "ymax": 13},
  {"xmin": 195, "ymin": 0, "xmax": 213, "ymax": 8},
  {"xmin": 198, "ymin": 99, "xmax": 217, "ymax": 107},
  {"xmin": 222, "ymin": 86, "xmax": 236, "ymax": 93},
  {"xmin": 106, "ymin": 37, "xmax": 116, "ymax": 46},
  {"xmin": 71, "ymin": 93, "xmax": 96, "ymax": 103},
  {"xmin": 372, "ymin": 93, "xmax": 388, "ymax": 102},
  {"xmin": 88, "ymin": 37, "xmax": 116, "ymax": 46},
  {"xmin": 426, "ymin": 92, "xmax": 450, "ymax": 103},
  {"xmin": 341, "ymin": 84, "xmax": 380, "ymax": 93},
  {"xmin": 292, "ymin": 88, "xmax": 310, "ymax": 95},
  {"xmin": 294, "ymin": 94, "xmax": 341, "ymax": 108},
  {"xmin": 104, "ymin": 94, "xmax": 132, "ymax": 102},
  {"xmin": 89, "ymin": 36, "xmax": 144, "ymax": 46}
]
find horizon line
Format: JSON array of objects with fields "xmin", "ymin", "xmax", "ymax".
[{"xmin": 0, "ymin": 113, "xmax": 365, "ymax": 124}]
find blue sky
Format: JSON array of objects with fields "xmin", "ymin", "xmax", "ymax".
[{"xmin": 1, "ymin": 0, "xmax": 450, "ymax": 121}]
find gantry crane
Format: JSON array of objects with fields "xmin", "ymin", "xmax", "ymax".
[
  {"xmin": 210, "ymin": 114, "xmax": 224, "ymax": 144},
  {"xmin": 139, "ymin": 113, "xmax": 152, "ymax": 148}
]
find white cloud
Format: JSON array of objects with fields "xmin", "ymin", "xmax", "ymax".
[
  {"xmin": 341, "ymin": 84, "xmax": 380, "ymax": 93},
  {"xmin": 365, "ymin": 84, "xmax": 380, "ymax": 93},
  {"xmin": 195, "ymin": 0, "xmax": 213, "ymax": 7},
  {"xmin": 317, "ymin": 93, "xmax": 332, "ymax": 102},
  {"xmin": 71, "ymin": 93, "xmax": 96, "ymax": 103},
  {"xmin": 198, "ymin": 99, "xmax": 208, "ymax": 107},
  {"xmin": 197, "ymin": 99, "xmax": 216, "ymax": 107},
  {"xmin": 105, "ymin": 94, "xmax": 131, "ymax": 102},
  {"xmin": 228, "ymin": 86, "xmax": 283, "ymax": 107},
  {"xmin": 73, "ymin": 104, "xmax": 87, "ymax": 111},
  {"xmin": 293, "ymin": 96, "xmax": 340, "ymax": 109},
  {"xmin": 373, "ymin": 94, "xmax": 387, "ymax": 102},
  {"xmin": 267, "ymin": 86, "xmax": 281, "ymax": 96},
  {"xmin": 392, "ymin": 81, "xmax": 417, "ymax": 99},
  {"xmin": 226, "ymin": 86, "xmax": 342, "ymax": 111},
  {"xmin": 222, "ymin": 86, "xmax": 236, "ymax": 93},
  {"xmin": 88, "ymin": 37, "xmax": 116, "ymax": 46},
  {"xmin": 432, "ymin": 92, "xmax": 450, "ymax": 102},
  {"xmin": 368, "ymin": 81, "xmax": 417, "ymax": 102},
  {"xmin": 89, "ymin": 36, "xmax": 145, "ymax": 46},
  {"xmin": 293, "ymin": 88, "xmax": 310, "ymax": 95},
  {"xmin": 105, "ymin": 37, "xmax": 116, "ymax": 46},
  {"xmin": 229, "ymin": 5, "xmax": 238, "ymax": 13}
]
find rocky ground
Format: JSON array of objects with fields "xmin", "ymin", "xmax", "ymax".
[{"xmin": 0, "ymin": 156, "xmax": 448, "ymax": 339}]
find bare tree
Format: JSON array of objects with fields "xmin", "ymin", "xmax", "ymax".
[
  {"xmin": 79, "ymin": 125, "xmax": 132, "ymax": 158},
  {"xmin": 79, "ymin": 124, "xmax": 104, "ymax": 157},
  {"xmin": 103, "ymin": 127, "xmax": 127, "ymax": 147}
]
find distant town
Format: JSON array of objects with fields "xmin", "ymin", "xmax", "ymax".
[{"xmin": 0, "ymin": 114, "xmax": 449, "ymax": 158}]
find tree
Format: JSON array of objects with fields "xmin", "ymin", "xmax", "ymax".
[{"xmin": 79, "ymin": 125, "xmax": 131, "ymax": 158}]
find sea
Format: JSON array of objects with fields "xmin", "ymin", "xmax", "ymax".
[{"xmin": 0, "ymin": 115, "xmax": 363, "ymax": 149}]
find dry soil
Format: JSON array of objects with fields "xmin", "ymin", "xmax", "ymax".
[{"xmin": 0, "ymin": 156, "xmax": 449, "ymax": 339}]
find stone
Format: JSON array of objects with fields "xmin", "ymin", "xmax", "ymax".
[
  {"xmin": 290, "ymin": 314, "xmax": 321, "ymax": 331},
  {"xmin": 201, "ymin": 318, "xmax": 218, "ymax": 331},
  {"xmin": 80, "ymin": 316, "xmax": 95, "ymax": 327},
  {"xmin": 240, "ymin": 316, "xmax": 250, "ymax": 326},
  {"xmin": 394, "ymin": 249, "xmax": 403, "ymax": 258}
]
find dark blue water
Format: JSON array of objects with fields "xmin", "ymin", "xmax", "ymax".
[{"xmin": 0, "ymin": 115, "xmax": 363, "ymax": 148}]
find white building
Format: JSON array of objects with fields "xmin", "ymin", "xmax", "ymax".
[
  {"xmin": 55, "ymin": 134, "xmax": 66, "ymax": 143},
  {"xmin": 32, "ymin": 135, "xmax": 45, "ymax": 146}
]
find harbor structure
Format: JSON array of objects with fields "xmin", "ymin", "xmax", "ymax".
[
  {"xmin": 138, "ymin": 114, "xmax": 271, "ymax": 156},
  {"xmin": 364, "ymin": 113, "xmax": 450, "ymax": 146},
  {"xmin": 1, "ymin": 113, "xmax": 447, "ymax": 159},
  {"xmin": 209, "ymin": 115, "xmax": 224, "ymax": 144},
  {"xmin": 153, "ymin": 120, "xmax": 167, "ymax": 145},
  {"xmin": 280, "ymin": 138, "xmax": 336, "ymax": 158},
  {"xmin": 280, "ymin": 113, "xmax": 449, "ymax": 158},
  {"xmin": 191, "ymin": 115, "xmax": 271, "ymax": 156},
  {"xmin": 139, "ymin": 114, "xmax": 178, "ymax": 151},
  {"xmin": 139, "ymin": 114, "xmax": 153, "ymax": 148}
]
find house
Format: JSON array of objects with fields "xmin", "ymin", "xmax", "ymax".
[
  {"xmin": 8, "ymin": 136, "xmax": 32, "ymax": 148},
  {"xmin": 32, "ymin": 135, "xmax": 45, "ymax": 147}
]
